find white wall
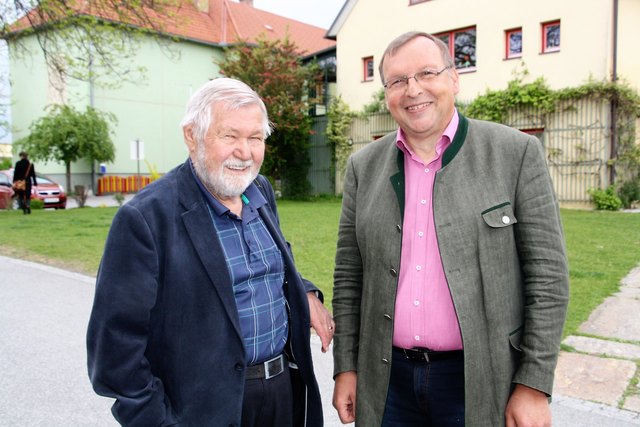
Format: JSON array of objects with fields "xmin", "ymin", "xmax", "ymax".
[
  {"xmin": 9, "ymin": 35, "xmax": 224, "ymax": 179},
  {"xmin": 334, "ymin": 0, "xmax": 638, "ymax": 110}
]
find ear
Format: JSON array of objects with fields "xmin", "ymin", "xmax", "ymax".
[
  {"xmin": 183, "ymin": 126, "xmax": 196, "ymax": 154},
  {"xmin": 450, "ymin": 68, "xmax": 461, "ymax": 96}
]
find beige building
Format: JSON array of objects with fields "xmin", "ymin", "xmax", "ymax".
[{"xmin": 328, "ymin": 0, "xmax": 640, "ymax": 109}]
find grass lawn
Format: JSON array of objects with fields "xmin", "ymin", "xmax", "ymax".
[{"xmin": 1, "ymin": 202, "xmax": 639, "ymax": 337}]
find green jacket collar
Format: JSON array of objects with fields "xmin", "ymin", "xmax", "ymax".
[{"xmin": 390, "ymin": 114, "xmax": 469, "ymax": 217}]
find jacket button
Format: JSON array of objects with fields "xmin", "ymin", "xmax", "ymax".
[
  {"xmin": 390, "ymin": 268, "xmax": 397, "ymax": 277},
  {"xmin": 234, "ymin": 363, "xmax": 243, "ymax": 372},
  {"xmin": 384, "ymin": 314, "xmax": 392, "ymax": 320},
  {"xmin": 396, "ymin": 224, "xmax": 402, "ymax": 232},
  {"xmin": 382, "ymin": 358, "xmax": 389, "ymax": 364}
]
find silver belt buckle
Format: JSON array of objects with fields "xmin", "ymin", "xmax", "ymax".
[{"xmin": 264, "ymin": 354, "xmax": 284, "ymax": 379}]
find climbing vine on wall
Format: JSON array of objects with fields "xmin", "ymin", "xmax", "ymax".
[
  {"xmin": 326, "ymin": 96, "xmax": 355, "ymax": 190},
  {"xmin": 460, "ymin": 73, "xmax": 640, "ymax": 207}
]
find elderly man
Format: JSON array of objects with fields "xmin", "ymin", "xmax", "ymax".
[
  {"xmin": 87, "ymin": 77, "xmax": 334, "ymax": 427},
  {"xmin": 332, "ymin": 32, "xmax": 569, "ymax": 427}
]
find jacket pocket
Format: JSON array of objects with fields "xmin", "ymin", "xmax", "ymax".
[
  {"xmin": 481, "ymin": 202, "xmax": 517, "ymax": 228},
  {"xmin": 508, "ymin": 325, "xmax": 523, "ymax": 352}
]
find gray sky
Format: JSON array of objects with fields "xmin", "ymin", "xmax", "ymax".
[{"xmin": 253, "ymin": 0, "xmax": 345, "ymax": 29}]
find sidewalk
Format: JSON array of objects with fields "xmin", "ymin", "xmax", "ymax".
[
  {"xmin": 552, "ymin": 265, "xmax": 640, "ymax": 419},
  {"xmin": 65, "ymin": 192, "xmax": 135, "ymax": 209},
  {"xmin": 1, "ymin": 257, "xmax": 640, "ymax": 425}
]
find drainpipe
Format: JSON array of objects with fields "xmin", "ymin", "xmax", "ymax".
[
  {"xmin": 609, "ymin": 0, "xmax": 619, "ymax": 185},
  {"xmin": 89, "ymin": 44, "xmax": 96, "ymax": 195}
]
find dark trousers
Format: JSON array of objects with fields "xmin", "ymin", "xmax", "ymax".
[
  {"xmin": 241, "ymin": 363, "xmax": 293, "ymax": 427},
  {"xmin": 16, "ymin": 188, "xmax": 31, "ymax": 212},
  {"xmin": 381, "ymin": 348, "xmax": 465, "ymax": 427}
]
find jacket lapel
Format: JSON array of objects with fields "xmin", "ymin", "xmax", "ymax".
[{"xmin": 176, "ymin": 161, "xmax": 243, "ymax": 338}]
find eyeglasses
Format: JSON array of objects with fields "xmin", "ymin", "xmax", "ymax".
[{"xmin": 383, "ymin": 66, "xmax": 451, "ymax": 92}]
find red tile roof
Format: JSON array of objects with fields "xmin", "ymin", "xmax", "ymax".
[{"xmin": 9, "ymin": 0, "xmax": 335, "ymax": 56}]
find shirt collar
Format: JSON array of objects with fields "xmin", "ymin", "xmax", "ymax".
[
  {"xmin": 395, "ymin": 109, "xmax": 460, "ymax": 160},
  {"xmin": 188, "ymin": 158, "xmax": 267, "ymax": 217}
]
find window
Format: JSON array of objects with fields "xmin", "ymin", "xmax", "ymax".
[
  {"xmin": 435, "ymin": 27, "xmax": 476, "ymax": 71},
  {"xmin": 363, "ymin": 56, "xmax": 374, "ymax": 81},
  {"xmin": 505, "ymin": 28, "xmax": 522, "ymax": 59},
  {"xmin": 542, "ymin": 20, "xmax": 560, "ymax": 53}
]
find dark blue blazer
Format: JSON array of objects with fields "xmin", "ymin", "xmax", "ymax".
[{"xmin": 87, "ymin": 160, "xmax": 323, "ymax": 426}]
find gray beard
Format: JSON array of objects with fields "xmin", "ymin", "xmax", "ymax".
[{"xmin": 193, "ymin": 146, "xmax": 258, "ymax": 198}]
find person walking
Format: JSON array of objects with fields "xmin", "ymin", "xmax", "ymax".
[
  {"xmin": 12, "ymin": 151, "xmax": 37, "ymax": 214},
  {"xmin": 332, "ymin": 31, "xmax": 569, "ymax": 427}
]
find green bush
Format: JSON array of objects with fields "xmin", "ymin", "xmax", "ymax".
[
  {"xmin": 30, "ymin": 199, "xmax": 45, "ymax": 210},
  {"xmin": 618, "ymin": 178, "xmax": 640, "ymax": 209},
  {"xmin": 114, "ymin": 193, "xmax": 125, "ymax": 207},
  {"xmin": 588, "ymin": 186, "xmax": 622, "ymax": 210},
  {"xmin": 0, "ymin": 158, "xmax": 12, "ymax": 170}
]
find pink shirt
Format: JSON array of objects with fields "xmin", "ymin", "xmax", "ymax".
[{"xmin": 392, "ymin": 111, "xmax": 463, "ymax": 351}]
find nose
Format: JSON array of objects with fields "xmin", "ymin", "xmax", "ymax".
[
  {"xmin": 234, "ymin": 138, "xmax": 252, "ymax": 159},
  {"xmin": 405, "ymin": 76, "xmax": 424, "ymax": 96}
]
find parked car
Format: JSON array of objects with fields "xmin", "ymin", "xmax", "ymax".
[
  {"xmin": 0, "ymin": 170, "xmax": 67, "ymax": 209},
  {"xmin": 0, "ymin": 170, "xmax": 14, "ymax": 209}
]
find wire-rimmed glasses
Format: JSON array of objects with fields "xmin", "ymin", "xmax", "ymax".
[{"xmin": 383, "ymin": 66, "xmax": 451, "ymax": 92}]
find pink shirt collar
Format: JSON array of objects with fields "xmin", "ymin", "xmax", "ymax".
[{"xmin": 395, "ymin": 110, "xmax": 460, "ymax": 163}]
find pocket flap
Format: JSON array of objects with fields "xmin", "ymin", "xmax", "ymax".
[
  {"xmin": 508, "ymin": 325, "xmax": 523, "ymax": 352},
  {"xmin": 481, "ymin": 202, "xmax": 517, "ymax": 228}
]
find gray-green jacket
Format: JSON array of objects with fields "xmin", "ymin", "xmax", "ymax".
[{"xmin": 332, "ymin": 115, "xmax": 570, "ymax": 426}]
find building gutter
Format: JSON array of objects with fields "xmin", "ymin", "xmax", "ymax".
[{"xmin": 609, "ymin": 0, "xmax": 618, "ymax": 185}]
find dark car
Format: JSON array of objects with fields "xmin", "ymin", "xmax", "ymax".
[
  {"xmin": 1, "ymin": 170, "xmax": 67, "ymax": 209},
  {"xmin": 0, "ymin": 170, "xmax": 14, "ymax": 209}
]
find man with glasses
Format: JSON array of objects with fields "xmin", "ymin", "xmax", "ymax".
[{"xmin": 332, "ymin": 31, "xmax": 569, "ymax": 426}]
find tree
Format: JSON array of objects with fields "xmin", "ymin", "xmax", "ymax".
[
  {"xmin": 17, "ymin": 104, "xmax": 116, "ymax": 191},
  {"xmin": 326, "ymin": 96, "xmax": 354, "ymax": 190},
  {"xmin": 218, "ymin": 34, "xmax": 322, "ymax": 198},
  {"xmin": 2, "ymin": 0, "xmax": 183, "ymax": 87},
  {"xmin": 361, "ymin": 88, "xmax": 387, "ymax": 114}
]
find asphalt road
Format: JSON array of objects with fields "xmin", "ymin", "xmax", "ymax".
[{"xmin": 1, "ymin": 255, "xmax": 639, "ymax": 426}]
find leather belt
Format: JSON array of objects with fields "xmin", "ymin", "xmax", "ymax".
[
  {"xmin": 245, "ymin": 353, "xmax": 287, "ymax": 380},
  {"xmin": 393, "ymin": 346, "xmax": 463, "ymax": 363}
]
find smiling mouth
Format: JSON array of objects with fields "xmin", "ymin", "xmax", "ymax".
[
  {"xmin": 406, "ymin": 102, "xmax": 433, "ymax": 111},
  {"xmin": 225, "ymin": 162, "xmax": 252, "ymax": 173}
]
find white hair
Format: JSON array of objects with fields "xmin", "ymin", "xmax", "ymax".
[{"xmin": 180, "ymin": 77, "xmax": 272, "ymax": 143}]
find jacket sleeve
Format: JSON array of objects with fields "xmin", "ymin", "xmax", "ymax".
[
  {"xmin": 86, "ymin": 204, "xmax": 179, "ymax": 427},
  {"xmin": 332, "ymin": 156, "xmax": 364, "ymax": 376},
  {"xmin": 512, "ymin": 136, "xmax": 570, "ymax": 394},
  {"xmin": 29, "ymin": 163, "xmax": 37, "ymax": 186}
]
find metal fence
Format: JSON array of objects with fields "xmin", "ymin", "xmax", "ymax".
[
  {"xmin": 505, "ymin": 98, "xmax": 611, "ymax": 203},
  {"xmin": 310, "ymin": 98, "xmax": 636, "ymax": 202},
  {"xmin": 308, "ymin": 115, "xmax": 333, "ymax": 194}
]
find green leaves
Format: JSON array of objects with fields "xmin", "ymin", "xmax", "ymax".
[
  {"xmin": 218, "ymin": 34, "xmax": 321, "ymax": 198},
  {"xmin": 327, "ymin": 96, "xmax": 354, "ymax": 186},
  {"xmin": 4, "ymin": 0, "xmax": 183, "ymax": 87},
  {"xmin": 463, "ymin": 77, "xmax": 555, "ymax": 123},
  {"xmin": 17, "ymin": 104, "xmax": 116, "ymax": 190}
]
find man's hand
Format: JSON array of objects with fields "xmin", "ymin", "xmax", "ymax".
[
  {"xmin": 307, "ymin": 292, "xmax": 335, "ymax": 352},
  {"xmin": 505, "ymin": 384, "xmax": 551, "ymax": 427},
  {"xmin": 333, "ymin": 371, "xmax": 357, "ymax": 424}
]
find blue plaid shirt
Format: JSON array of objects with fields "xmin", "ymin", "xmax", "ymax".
[{"xmin": 191, "ymin": 166, "xmax": 288, "ymax": 365}]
